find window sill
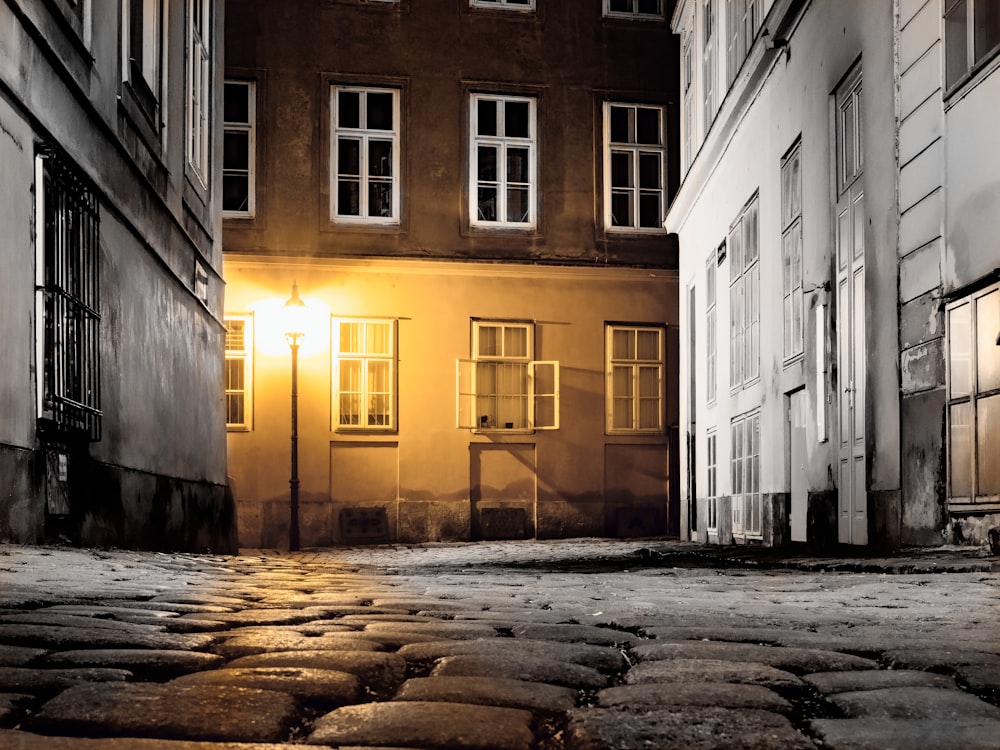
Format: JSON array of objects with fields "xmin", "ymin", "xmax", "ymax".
[{"xmin": 947, "ymin": 501, "xmax": 1000, "ymax": 514}]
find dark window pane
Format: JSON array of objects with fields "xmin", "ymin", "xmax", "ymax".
[
  {"xmin": 505, "ymin": 100, "xmax": 529, "ymax": 137},
  {"xmin": 507, "ymin": 147, "xmax": 529, "ymax": 183},
  {"xmin": 611, "ymin": 151, "xmax": 633, "ymax": 188},
  {"xmin": 611, "ymin": 192, "xmax": 632, "ymax": 227},
  {"xmin": 610, "ymin": 106, "xmax": 631, "ymax": 143},
  {"xmin": 338, "ymin": 180, "xmax": 360, "ymax": 215},
  {"xmin": 636, "ymin": 107, "xmax": 661, "ymax": 144},
  {"xmin": 478, "ymin": 187, "xmax": 497, "ymax": 221},
  {"xmin": 478, "ymin": 98, "xmax": 497, "ymax": 136},
  {"xmin": 945, "ymin": 0, "xmax": 969, "ymax": 87},
  {"xmin": 975, "ymin": 1, "xmax": 1000, "ymax": 63},
  {"xmin": 478, "ymin": 145, "xmax": 497, "ymax": 182},
  {"xmin": 639, "ymin": 193, "xmax": 661, "ymax": 227},
  {"xmin": 224, "ymin": 82, "xmax": 249, "ymax": 123},
  {"xmin": 338, "ymin": 138, "xmax": 360, "ymax": 176},
  {"xmin": 369, "ymin": 141, "xmax": 392, "ymax": 176},
  {"xmin": 369, "ymin": 182, "xmax": 392, "ymax": 217},
  {"xmin": 367, "ymin": 92, "xmax": 394, "ymax": 130},
  {"xmin": 507, "ymin": 187, "xmax": 528, "ymax": 222},
  {"xmin": 639, "ymin": 152, "xmax": 661, "ymax": 188},
  {"xmin": 609, "ymin": 0, "xmax": 631, "ymax": 12},
  {"xmin": 223, "ymin": 175, "xmax": 249, "ymax": 212},
  {"xmin": 637, "ymin": 0, "xmax": 660, "ymax": 14},
  {"xmin": 223, "ymin": 131, "xmax": 249, "ymax": 170},
  {"xmin": 338, "ymin": 90, "xmax": 360, "ymax": 128}
]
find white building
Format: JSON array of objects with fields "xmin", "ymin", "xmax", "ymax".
[{"xmin": 667, "ymin": 0, "xmax": 999, "ymax": 549}]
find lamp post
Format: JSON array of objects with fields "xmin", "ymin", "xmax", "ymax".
[{"xmin": 283, "ymin": 282, "xmax": 307, "ymax": 552}]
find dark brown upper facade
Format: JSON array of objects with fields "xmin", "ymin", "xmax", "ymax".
[{"xmin": 224, "ymin": 0, "xmax": 679, "ymax": 267}]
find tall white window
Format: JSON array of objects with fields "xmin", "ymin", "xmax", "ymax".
[
  {"xmin": 187, "ymin": 0, "xmax": 211, "ymax": 184},
  {"xmin": 681, "ymin": 28, "xmax": 695, "ymax": 172},
  {"xmin": 606, "ymin": 325, "xmax": 665, "ymax": 433},
  {"xmin": 781, "ymin": 139, "xmax": 803, "ymax": 360},
  {"xmin": 702, "ymin": 0, "xmax": 716, "ymax": 131},
  {"xmin": 706, "ymin": 252, "xmax": 717, "ymax": 403},
  {"xmin": 470, "ymin": 94, "xmax": 537, "ymax": 228},
  {"xmin": 604, "ymin": 0, "xmax": 664, "ymax": 20},
  {"xmin": 122, "ymin": 0, "xmax": 164, "ymax": 124},
  {"xmin": 332, "ymin": 86, "xmax": 401, "ymax": 223},
  {"xmin": 605, "ymin": 103, "xmax": 667, "ymax": 231},
  {"xmin": 457, "ymin": 321, "xmax": 559, "ymax": 431},
  {"xmin": 223, "ymin": 81, "xmax": 255, "ymax": 217},
  {"xmin": 706, "ymin": 430, "xmax": 718, "ymax": 531},
  {"xmin": 945, "ymin": 0, "xmax": 1000, "ymax": 91},
  {"xmin": 725, "ymin": 0, "xmax": 761, "ymax": 87},
  {"xmin": 224, "ymin": 316, "xmax": 253, "ymax": 430},
  {"xmin": 947, "ymin": 282, "xmax": 1000, "ymax": 506},
  {"xmin": 729, "ymin": 194, "xmax": 759, "ymax": 389},
  {"xmin": 731, "ymin": 410, "xmax": 760, "ymax": 537},
  {"xmin": 335, "ymin": 319, "xmax": 397, "ymax": 431}
]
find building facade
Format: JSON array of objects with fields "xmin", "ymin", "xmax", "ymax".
[
  {"xmin": 0, "ymin": 1, "xmax": 235, "ymax": 551},
  {"xmin": 223, "ymin": 0, "xmax": 681, "ymax": 547},
  {"xmin": 668, "ymin": 0, "xmax": 999, "ymax": 549}
]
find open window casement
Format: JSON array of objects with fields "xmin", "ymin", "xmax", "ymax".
[{"xmin": 456, "ymin": 358, "xmax": 559, "ymax": 431}]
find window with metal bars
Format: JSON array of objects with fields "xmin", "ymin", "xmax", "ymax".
[
  {"xmin": 224, "ymin": 316, "xmax": 252, "ymax": 429},
  {"xmin": 35, "ymin": 147, "xmax": 102, "ymax": 442}
]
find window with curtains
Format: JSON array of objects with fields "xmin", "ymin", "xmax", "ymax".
[
  {"xmin": 224, "ymin": 316, "xmax": 253, "ymax": 429},
  {"xmin": 946, "ymin": 282, "xmax": 1000, "ymax": 508},
  {"xmin": 606, "ymin": 324, "xmax": 665, "ymax": 434},
  {"xmin": 335, "ymin": 319, "xmax": 397, "ymax": 430},
  {"xmin": 729, "ymin": 193, "xmax": 760, "ymax": 389},
  {"xmin": 35, "ymin": 146, "xmax": 102, "ymax": 441}
]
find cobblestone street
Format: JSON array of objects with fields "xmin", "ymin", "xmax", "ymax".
[{"xmin": 0, "ymin": 539, "xmax": 998, "ymax": 749}]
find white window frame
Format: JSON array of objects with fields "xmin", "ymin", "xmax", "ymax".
[
  {"xmin": 944, "ymin": 0, "xmax": 1000, "ymax": 93},
  {"xmin": 706, "ymin": 430, "xmax": 718, "ymax": 532},
  {"xmin": 334, "ymin": 318, "xmax": 397, "ymax": 431},
  {"xmin": 223, "ymin": 80, "xmax": 256, "ymax": 218},
  {"xmin": 729, "ymin": 193, "xmax": 760, "ymax": 389},
  {"xmin": 187, "ymin": 0, "xmax": 211, "ymax": 186},
  {"xmin": 121, "ymin": 0, "xmax": 165, "ymax": 127},
  {"xmin": 469, "ymin": 93, "xmax": 537, "ymax": 229},
  {"xmin": 681, "ymin": 26, "xmax": 695, "ymax": 172},
  {"xmin": 472, "ymin": 0, "xmax": 535, "ymax": 10},
  {"xmin": 604, "ymin": 102, "xmax": 667, "ymax": 232},
  {"xmin": 603, "ymin": 0, "xmax": 665, "ymax": 21},
  {"xmin": 702, "ymin": 0, "xmax": 717, "ymax": 131},
  {"xmin": 725, "ymin": 0, "xmax": 761, "ymax": 87},
  {"xmin": 730, "ymin": 410, "xmax": 761, "ymax": 538},
  {"xmin": 224, "ymin": 315, "xmax": 253, "ymax": 430},
  {"xmin": 457, "ymin": 321, "xmax": 559, "ymax": 432},
  {"xmin": 706, "ymin": 251, "xmax": 717, "ymax": 404},
  {"xmin": 331, "ymin": 85, "xmax": 402, "ymax": 224},
  {"xmin": 606, "ymin": 324, "xmax": 666, "ymax": 434},
  {"xmin": 946, "ymin": 281, "xmax": 1000, "ymax": 509},
  {"xmin": 781, "ymin": 139, "xmax": 804, "ymax": 361}
]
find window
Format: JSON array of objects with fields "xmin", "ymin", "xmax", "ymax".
[
  {"xmin": 223, "ymin": 81, "xmax": 256, "ymax": 217},
  {"xmin": 729, "ymin": 194, "xmax": 759, "ymax": 388},
  {"xmin": 122, "ymin": 0, "xmax": 164, "ymax": 123},
  {"xmin": 457, "ymin": 321, "xmax": 558, "ymax": 431},
  {"xmin": 781, "ymin": 139, "xmax": 803, "ymax": 360},
  {"xmin": 706, "ymin": 252, "xmax": 717, "ymax": 403},
  {"xmin": 472, "ymin": 0, "xmax": 534, "ymax": 9},
  {"xmin": 947, "ymin": 282, "xmax": 1000, "ymax": 507},
  {"xmin": 681, "ymin": 29, "xmax": 695, "ymax": 171},
  {"xmin": 706, "ymin": 430, "xmax": 718, "ymax": 532},
  {"xmin": 335, "ymin": 319, "xmax": 397, "ymax": 430},
  {"xmin": 331, "ymin": 86, "xmax": 401, "ymax": 223},
  {"xmin": 606, "ymin": 324, "xmax": 665, "ymax": 433},
  {"xmin": 194, "ymin": 260, "xmax": 209, "ymax": 305},
  {"xmin": 945, "ymin": 0, "xmax": 1000, "ymax": 91},
  {"xmin": 35, "ymin": 147, "xmax": 102, "ymax": 441},
  {"xmin": 470, "ymin": 94, "xmax": 537, "ymax": 228},
  {"xmin": 702, "ymin": 0, "xmax": 717, "ymax": 130},
  {"xmin": 731, "ymin": 410, "xmax": 760, "ymax": 537},
  {"xmin": 604, "ymin": 0, "xmax": 664, "ymax": 20},
  {"xmin": 837, "ymin": 70, "xmax": 863, "ymax": 193},
  {"xmin": 604, "ymin": 103, "xmax": 667, "ymax": 231},
  {"xmin": 187, "ymin": 0, "xmax": 211, "ymax": 184},
  {"xmin": 725, "ymin": 0, "xmax": 761, "ymax": 87},
  {"xmin": 224, "ymin": 316, "xmax": 253, "ymax": 429}
]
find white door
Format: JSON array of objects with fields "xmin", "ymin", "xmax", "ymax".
[
  {"xmin": 789, "ymin": 389, "xmax": 807, "ymax": 542},
  {"xmin": 836, "ymin": 185, "xmax": 867, "ymax": 545}
]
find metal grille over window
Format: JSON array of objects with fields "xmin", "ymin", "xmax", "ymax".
[
  {"xmin": 224, "ymin": 317, "xmax": 251, "ymax": 429},
  {"xmin": 36, "ymin": 147, "xmax": 102, "ymax": 441}
]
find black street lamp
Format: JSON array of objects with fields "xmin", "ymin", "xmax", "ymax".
[{"xmin": 283, "ymin": 282, "xmax": 307, "ymax": 552}]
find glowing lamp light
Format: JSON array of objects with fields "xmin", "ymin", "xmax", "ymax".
[{"xmin": 282, "ymin": 282, "xmax": 309, "ymax": 344}]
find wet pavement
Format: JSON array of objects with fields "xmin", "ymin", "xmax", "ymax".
[{"xmin": 0, "ymin": 538, "xmax": 998, "ymax": 749}]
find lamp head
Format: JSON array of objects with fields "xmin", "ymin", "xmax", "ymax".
[{"xmin": 283, "ymin": 281, "xmax": 308, "ymax": 345}]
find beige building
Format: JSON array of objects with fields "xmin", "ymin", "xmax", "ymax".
[{"xmin": 223, "ymin": 0, "xmax": 681, "ymax": 547}]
